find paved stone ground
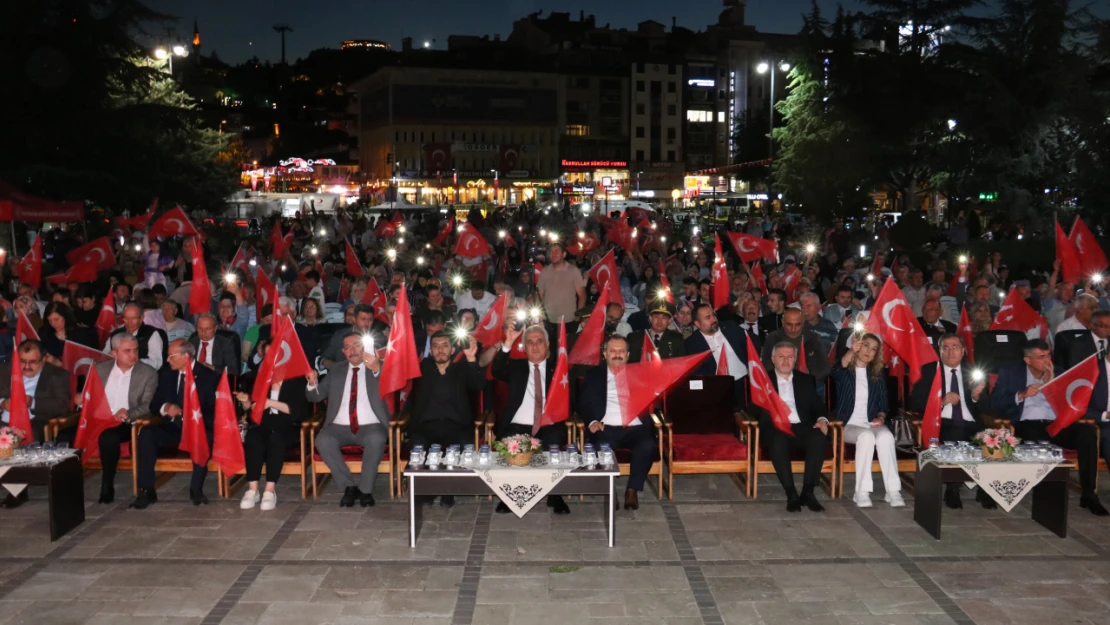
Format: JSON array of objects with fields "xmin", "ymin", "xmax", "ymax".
[{"xmin": 3, "ymin": 470, "xmax": 1110, "ymax": 625}]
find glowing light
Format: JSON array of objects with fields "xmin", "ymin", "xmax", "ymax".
[
  {"xmin": 310, "ymin": 246, "xmax": 318, "ymax": 255},
  {"xmin": 362, "ymin": 335, "xmax": 375, "ymax": 352},
  {"xmin": 692, "ymin": 226, "xmax": 700, "ymax": 235},
  {"xmin": 540, "ymin": 228, "xmax": 547, "ymax": 237},
  {"xmin": 397, "ymin": 237, "xmax": 405, "ymax": 245},
  {"xmin": 456, "ymin": 225, "xmax": 465, "ymax": 233},
  {"xmin": 451, "ymin": 275, "xmax": 463, "ymax": 287},
  {"xmin": 661, "ymin": 236, "xmax": 667, "ymax": 243},
  {"xmin": 224, "ymin": 273, "xmax": 236, "ymax": 283},
  {"xmin": 498, "ymin": 230, "xmax": 507, "ymax": 239},
  {"xmin": 416, "ymin": 256, "xmax": 425, "ymax": 265},
  {"xmin": 577, "ymin": 231, "xmax": 585, "ymax": 239},
  {"xmin": 656, "ymin": 288, "xmax": 669, "ymax": 301},
  {"xmin": 399, "ymin": 225, "xmax": 406, "ymax": 233},
  {"xmin": 947, "ymin": 119, "xmax": 957, "ymax": 130},
  {"xmin": 515, "ymin": 309, "xmax": 527, "ymax": 321},
  {"xmin": 805, "ymin": 243, "xmax": 816, "ymax": 254},
  {"xmin": 134, "ymin": 244, "xmax": 142, "ymax": 251},
  {"xmin": 1094, "ymin": 273, "xmax": 1104, "ymax": 283},
  {"xmin": 651, "ymin": 222, "xmax": 657, "ymax": 230},
  {"xmin": 249, "ymin": 259, "xmax": 257, "ymax": 267},
  {"xmin": 971, "ymin": 369, "xmax": 985, "ymax": 383},
  {"xmin": 172, "ymin": 44, "xmax": 187, "ymax": 56},
  {"xmin": 756, "ymin": 62, "xmax": 769, "ymax": 74},
  {"xmin": 866, "ymin": 274, "xmax": 875, "ymax": 282},
  {"xmin": 549, "ymin": 233, "xmax": 560, "ymax": 242},
  {"xmin": 518, "ymin": 226, "xmax": 523, "ymax": 231},
  {"xmin": 958, "ymin": 255, "xmax": 968, "ymax": 264},
  {"xmin": 281, "ymin": 264, "xmax": 287, "ymax": 271},
  {"xmin": 386, "ymin": 249, "xmax": 397, "ymax": 261},
  {"xmin": 453, "ymin": 327, "xmax": 469, "ymax": 341},
  {"xmin": 319, "ymin": 228, "xmax": 326, "ymax": 236},
  {"xmin": 859, "ymin": 245, "xmax": 866, "ymax": 258},
  {"xmin": 153, "ymin": 48, "xmax": 168, "ymax": 60},
  {"xmin": 425, "ymin": 243, "xmax": 431, "ymax": 249},
  {"xmin": 1017, "ymin": 233, "xmax": 1023, "ymax": 240},
  {"xmin": 529, "ymin": 307, "xmax": 542, "ymax": 320}
]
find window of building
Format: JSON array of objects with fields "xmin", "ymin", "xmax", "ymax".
[
  {"xmin": 717, "ymin": 111, "xmax": 725, "ymax": 123},
  {"xmin": 565, "ymin": 125, "xmax": 589, "ymax": 136},
  {"xmin": 667, "ymin": 127, "xmax": 676, "ymax": 142},
  {"xmin": 636, "ymin": 80, "xmax": 645, "ymax": 92},
  {"xmin": 636, "ymin": 103, "xmax": 646, "ymax": 115},
  {"xmin": 667, "ymin": 104, "xmax": 676, "ymax": 116},
  {"xmin": 636, "ymin": 149, "xmax": 645, "ymax": 161},
  {"xmin": 667, "ymin": 150, "xmax": 675, "ymax": 161},
  {"xmin": 686, "ymin": 110, "xmax": 712, "ymax": 122},
  {"xmin": 718, "ymin": 89, "xmax": 725, "ymax": 100},
  {"xmin": 667, "ymin": 82, "xmax": 676, "ymax": 93},
  {"xmin": 651, "ymin": 81, "xmax": 661, "ymax": 94},
  {"xmin": 668, "ymin": 64, "xmax": 676, "ymax": 74},
  {"xmin": 636, "ymin": 126, "xmax": 645, "ymax": 138},
  {"xmin": 431, "ymin": 132, "xmax": 436, "ymax": 142},
  {"xmin": 395, "ymin": 131, "xmax": 400, "ymax": 142},
  {"xmin": 450, "ymin": 131, "xmax": 456, "ymax": 140}
]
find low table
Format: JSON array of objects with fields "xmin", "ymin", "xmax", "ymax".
[
  {"xmin": 914, "ymin": 460, "xmax": 1070, "ymax": 540},
  {"xmin": 404, "ymin": 464, "xmax": 621, "ymax": 547},
  {"xmin": 0, "ymin": 454, "xmax": 86, "ymax": 541}
]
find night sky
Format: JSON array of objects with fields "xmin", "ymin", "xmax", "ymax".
[{"xmin": 144, "ymin": 0, "xmax": 862, "ymax": 63}]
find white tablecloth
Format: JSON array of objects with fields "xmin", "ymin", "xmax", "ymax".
[
  {"xmin": 473, "ymin": 455, "xmax": 575, "ymax": 517},
  {"xmin": 918, "ymin": 450, "xmax": 1063, "ymax": 512}
]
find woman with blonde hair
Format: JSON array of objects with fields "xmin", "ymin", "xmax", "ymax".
[{"xmin": 830, "ymin": 332, "xmax": 904, "ymax": 508}]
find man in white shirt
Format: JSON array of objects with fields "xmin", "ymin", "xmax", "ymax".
[
  {"xmin": 580, "ymin": 335, "xmax": 657, "ymax": 511},
  {"xmin": 455, "ymin": 279, "xmax": 498, "ymax": 319},
  {"xmin": 1055, "ymin": 292, "xmax": 1098, "ymax": 334},
  {"xmin": 306, "ymin": 332, "xmax": 390, "ymax": 508},
  {"xmin": 105, "ymin": 303, "xmax": 164, "ymax": 371},
  {"xmin": 761, "ymin": 342, "xmax": 829, "ymax": 512},
  {"xmin": 903, "ymin": 269, "xmax": 928, "ymax": 317}
]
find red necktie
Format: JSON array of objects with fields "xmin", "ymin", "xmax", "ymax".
[
  {"xmin": 199, "ymin": 341, "xmax": 208, "ymax": 364},
  {"xmin": 349, "ymin": 367, "xmax": 360, "ymax": 435},
  {"xmin": 532, "ymin": 364, "xmax": 543, "ymax": 436}
]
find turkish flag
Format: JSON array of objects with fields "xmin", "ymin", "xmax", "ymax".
[
  {"xmin": 613, "ymin": 351, "xmax": 711, "ymax": 426},
  {"xmin": 7, "ymin": 347, "xmax": 32, "ymax": 444},
  {"xmin": 178, "ymin": 362, "xmax": 210, "ymax": 466},
  {"xmin": 538, "ymin": 319, "xmax": 571, "ymax": 429},
  {"xmin": 361, "ymin": 278, "xmax": 391, "ymax": 324},
  {"xmin": 433, "ymin": 215, "xmax": 455, "ymax": 247},
  {"xmin": 46, "ymin": 260, "xmax": 99, "ymax": 285},
  {"xmin": 920, "ymin": 362, "xmax": 944, "ymax": 445},
  {"xmin": 745, "ymin": 332, "xmax": 793, "ymax": 436},
  {"xmin": 380, "ymin": 284, "xmax": 422, "ymax": 399},
  {"xmin": 315, "ymin": 257, "xmax": 326, "ymax": 298},
  {"xmin": 626, "ymin": 206, "xmax": 653, "ymax": 225},
  {"xmin": 117, "ymin": 200, "xmax": 157, "ymax": 231},
  {"xmin": 249, "ymin": 321, "xmax": 278, "ymax": 426},
  {"xmin": 991, "ymin": 288, "xmax": 1046, "ymax": 338},
  {"xmin": 186, "ymin": 237, "xmax": 210, "ymax": 317},
  {"xmin": 863, "ymin": 278, "xmax": 937, "ymax": 384},
  {"xmin": 959, "ymin": 304, "xmax": 975, "ymax": 364},
  {"xmin": 148, "ymin": 206, "xmax": 200, "ymax": 238},
  {"xmin": 870, "ymin": 251, "xmax": 886, "ymax": 278},
  {"xmin": 604, "ymin": 219, "xmax": 638, "ymax": 254},
  {"xmin": 270, "ymin": 222, "xmax": 291, "ymax": 260},
  {"xmin": 345, "ymin": 240, "xmax": 365, "ymax": 277},
  {"xmin": 783, "ymin": 265, "xmax": 801, "ymax": 304},
  {"xmin": 712, "ymin": 234, "xmax": 730, "ymax": 309},
  {"xmin": 472, "ymin": 294, "xmax": 509, "ymax": 347},
  {"xmin": 642, "ymin": 332, "xmax": 660, "ymax": 363},
  {"xmin": 15, "ymin": 310, "xmax": 39, "ymax": 345},
  {"xmin": 534, "ymin": 262, "xmax": 543, "ymax": 285},
  {"xmin": 95, "ymin": 288, "xmax": 118, "ymax": 348},
  {"xmin": 657, "ymin": 260, "xmax": 675, "ymax": 304},
  {"xmin": 1056, "ymin": 220, "xmax": 1082, "ymax": 284},
  {"xmin": 586, "ymin": 249, "xmax": 623, "ymax": 307},
  {"xmin": 375, "ymin": 213, "xmax": 403, "ymax": 238},
  {"xmin": 211, "ymin": 370, "xmax": 244, "ymax": 476},
  {"xmin": 568, "ymin": 285, "xmax": 611, "ymax": 366},
  {"xmin": 65, "ymin": 237, "xmax": 116, "ymax": 270},
  {"xmin": 715, "ymin": 345, "xmax": 729, "ymax": 376},
  {"xmin": 62, "ymin": 340, "xmax": 112, "ymax": 399},
  {"xmin": 338, "ymin": 277, "xmax": 349, "ymax": 303},
  {"xmin": 797, "ymin": 337, "xmax": 809, "ymax": 374},
  {"xmin": 751, "ymin": 262, "xmax": 768, "ymax": 295},
  {"xmin": 270, "ymin": 313, "xmax": 312, "ymax": 383},
  {"xmin": 73, "ymin": 367, "xmax": 116, "ymax": 463},
  {"xmin": 727, "ymin": 232, "xmax": 778, "ymax": 263},
  {"xmin": 228, "ymin": 243, "xmax": 253, "ymax": 281},
  {"xmin": 1042, "ymin": 354, "xmax": 1100, "ymax": 437},
  {"xmin": 14, "ymin": 235, "xmax": 42, "ymax": 291},
  {"xmin": 454, "ymin": 223, "xmax": 492, "ymax": 259},
  {"xmin": 256, "ymin": 270, "xmax": 276, "ymax": 322},
  {"xmin": 571, "ymin": 230, "xmax": 601, "ymax": 256},
  {"xmin": 1069, "ymin": 216, "xmax": 1108, "ymax": 280}
]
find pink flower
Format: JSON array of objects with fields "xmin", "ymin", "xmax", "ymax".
[
  {"xmin": 0, "ymin": 434, "xmax": 13, "ymax": 448},
  {"xmin": 507, "ymin": 441, "xmax": 521, "ymax": 454},
  {"xmin": 530, "ymin": 438, "xmax": 541, "ymax": 449},
  {"xmin": 982, "ymin": 434, "xmax": 1000, "ymax": 448},
  {"xmin": 1006, "ymin": 435, "xmax": 1017, "ymax": 446}
]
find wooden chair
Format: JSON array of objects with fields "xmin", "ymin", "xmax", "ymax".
[
  {"xmin": 749, "ymin": 416, "xmax": 839, "ymax": 499},
  {"xmin": 835, "ymin": 413, "xmax": 920, "ymax": 499},
  {"xmin": 128, "ymin": 416, "xmax": 222, "ymax": 496},
  {"xmin": 47, "ymin": 411, "xmax": 140, "ymax": 494},
  {"xmin": 218, "ymin": 416, "xmax": 317, "ymax": 500},
  {"xmin": 572, "ymin": 412, "xmax": 665, "ymax": 496},
  {"xmin": 309, "ymin": 418, "xmax": 396, "ymax": 499},
  {"xmin": 658, "ymin": 375, "xmax": 752, "ymax": 499}
]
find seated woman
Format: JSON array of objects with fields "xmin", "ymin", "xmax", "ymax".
[
  {"xmin": 830, "ymin": 332, "xmax": 904, "ymax": 508},
  {"xmin": 298, "ymin": 297, "xmax": 324, "ymax": 328},
  {"xmin": 40, "ymin": 302, "xmax": 99, "ymax": 366},
  {"xmin": 234, "ymin": 339, "xmax": 308, "ymax": 511},
  {"xmin": 162, "ymin": 301, "xmax": 195, "ymax": 344}
]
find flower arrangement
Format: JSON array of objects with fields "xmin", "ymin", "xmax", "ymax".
[
  {"xmin": 493, "ymin": 434, "xmax": 543, "ymax": 466},
  {"xmin": 972, "ymin": 428, "xmax": 1019, "ymax": 460},
  {"xmin": 0, "ymin": 426, "xmax": 28, "ymax": 459}
]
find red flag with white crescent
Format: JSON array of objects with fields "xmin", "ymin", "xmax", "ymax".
[
  {"xmin": 361, "ymin": 278, "xmax": 391, "ymax": 324},
  {"xmin": 7, "ymin": 347, "xmax": 32, "ymax": 444},
  {"xmin": 256, "ymin": 270, "xmax": 275, "ymax": 322},
  {"xmin": 178, "ymin": 361, "xmax": 210, "ymax": 466},
  {"xmin": 614, "ymin": 351, "xmax": 711, "ymax": 426},
  {"xmin": 454, "ymin": 223, "xmax": 492, "ymax": 259},
  {"xmin": 345, "ymin": 239, "xmax": 365, "ymax": 277},
  {"xmin": 148, "ymin": 206, "xmax": 200, "ymax": 238},
  {"xmin": 95, "ymin": 288, "xmax": 118, "ymax": 348},
  {"xmin": 433, "ymin": 215, "xmax": 455, "ymax": 247},
  {"xmin": 1056, "ymin": 220, "xmax": 1082, "ymax": 285},
  {"xmin": 15, "ymin": 310, "xmax": 38, "ymax": 345},
  {"xmin": 380, "ymin": 284, "xmax": 422, "ymax": 398},
  {"xmin": 586, "ymin": 249, "xmax": 623, "ymax": 307},
  {"xmin": 211, "ymin": 370, "xmax": 245, "ymax": 476},
  {"xmin": 726, "ymin": 232, "xmax": 778, "ymax": 263},
  {"xmin": 62, "ymin": 340, "xmax": 112, "ymax": 400},
  {"xmin": 568, "ymin": 286, "xmax": 611, "ymax": 367},
  {"xmin": 657, "ymin": 260, "xmax": 674, "ymax": 304},
  {"xmin": 920, "ymin": 362, "xmax": 944, "ymax": 445},
  {"xmin": 14, "ymin": 235, "xmax": 42, "ymax": 291},
  {"xmin": 1042, "ymin": 354, "xmax": 1100, "ymax": 437},
  {"xmin": 66, "ymin": 237, "xmax": 116, "ymax": 270},
  {"xmin": 863, "ymin": 278, "xmax": 937, "ymax": 384},
  {"xmin": 117, "ymin": 200, "xmax": 157, "ymax": 231},
  {"xmin": 472, "ymin": 294, "xmax": 509, "ymax": 347},
  {"xmin": 187, "ymin": 237, "xmax": 210, "ymax": 317},
  {"xmin": 959, "ymin": 304, "xmax": 975, "ymax": 364},
  {"xmin": 538, "ymin": 320, "xmax": 570, "ymax": 428},
  {"xmin": 73, "ymin": 367, "xmax": 116, "ymax": 462},
  {"xmin": 642, "ymin": 332, "xmax": 659, "ymax": 364},
  {"xmin": 1069, "ymin": 216, "xmax": 1109, "ymax": 279},
  {"xmin": 745, "ymin": 332, "xmax": 793, "ymax": 436}
]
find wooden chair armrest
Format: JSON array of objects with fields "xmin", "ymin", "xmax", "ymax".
[
  {"xmin": 48, "ymin": 411, "xmax": 81, "ymax": 431},
  {"xmin": 475, "ymin": 411, "xmax": 491, "ymax": 429},
  {"xmin": 827, "ymin": 421, "xmax": 844, "ymax": 432},
  {"xmin": 650, "ymin": 412, "xmax": 664, "ymax": 432},
  {"xmin": 133, "ymin": 416, "xmax": 163, "ymax": 428},
  {"xmin": 391, "ymin": 412, "xmax": 410, "ymax": 428}
]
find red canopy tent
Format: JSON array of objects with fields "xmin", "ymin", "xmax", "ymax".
[{"xmin": 0, "ymin": 182, "xmax": 85, "ymax": 255}]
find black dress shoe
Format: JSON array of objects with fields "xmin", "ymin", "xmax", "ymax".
[
  {"xmin": 189, "ymin": 490, "xmax": 208, "ymax": 506},
  {"xmin": 799, "ymin": 492, "xmax": 824, "ymax": 512},
  {"xmin": 495, "ymin": 501, "xmax": 511, "ymax": 514},
  {"xmin": 786, "ymin": 488, "xmax": 801, "ymax": 512},
  {"xmin": 549, "ymin": 495, "xmax": 570, "ymax": 515},
  {"xmin": 98, "ymin": 485, "xmax": 114, "ymax": 504},
  {"xmin": 944, "ymin": 486, "xmax": 963, "ymax": 510},
  {"xmin": 359, "ymin": 492, "xmax": 375, "ymax": 507},
  {"xmin": 1081, "ymin": 495, "xmax": 1110, "ymax": 516},
  {"xmin": 975, "ymin": 489, "xmax": 997, "ymax": 510},
  {"xmin": 128, "ymin": 489, "xmax": 157, "ymax": 510},
  {"xmin": 439, "ymin": 495, "xmax": 455, "ymax": 508},
  {"xmin": 623, "ymin": 489, "xmax": 639, "ymax": 511},
  {"xmin": 339, "ymin": 486, "xmax": 359, "ymax": 508}
]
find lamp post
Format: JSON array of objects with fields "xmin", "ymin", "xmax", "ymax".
[
  {"xmin": 490, "ymin": 169, "xmax": 499, "ymax": 206},
  {"xmin": 153, "ymin": 44, "xmax": 188, "ymax": 74},
  {"xmin": 756, "ymin": 60, "xmax": 790, "ymax": 204}
]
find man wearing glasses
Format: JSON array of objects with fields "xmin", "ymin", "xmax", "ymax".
[
  {"xmin": 1057, "ymin": 309, "xmax": 1110, "ymax": 369},
  {"xmin": 0, "ymin": 340, "xmax": 70, "ymax": 446}
]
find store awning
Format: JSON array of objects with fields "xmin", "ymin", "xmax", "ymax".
[{"xmin": 0, "ymin": 182, "xmax": 84, "ymax": 222}]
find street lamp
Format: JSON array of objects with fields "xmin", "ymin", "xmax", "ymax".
[
  {"xmin": 490, "ymin": 169, "xmax": 499, "ymax": 206},
  {"xmin": 756, "ymin": 59, "xmax": 792, "ymax": 199},
  {"xmin": 153, "ymin": 45, "xmax": 188, "ymax": 74}
]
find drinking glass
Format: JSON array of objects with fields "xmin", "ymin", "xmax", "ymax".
[
  {"xmin": 567, "ymin": 444, "xmax": 579, "ymax": 466},
  {"xmin": 461, "ymin": 446, "xmax": 475, "ymax": 467},
  {"xmin": 42, "ymin": 441, "xmax": 56, "ymax": 460},
  {"xmin": 410, "ymin": 445, "xmax": 425, "ymax": 467},
  {"xmin": 27, "ymin": 442, "xmax": 42, "ymax": 461},
  {"xmin": 55, "ymin": 441, "xmax": 70, "ymax": 456},
  {"xmin": 927, "ymin": 438, "xmax": 939, "ymax": 451},
  {"xmin": 547, "ymin": 444, "xmax": 561, "ymax": 466},
  {"xmin": 478, "ymin": 444, "xmax": 491, "ymax": 467},
  {"xmin": 584, "ymin": 444, "xmax": 597, "ymax": 469}
]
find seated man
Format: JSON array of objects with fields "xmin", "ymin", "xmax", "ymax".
[
  {"xmin": 189, "ymin": 313, "xmax": 240, "ymax": 377},
  {"xmin": 761, "ymin": 308, "xmax": 830, "ymax": 398},
  {"xmin": 132, "ymin": 340, "xmax": 218, "ymax": 509},
  {"xmin": 579, "ymin": 335, "xmax": 656, "ymax": 511},
  {"xmin": 758, "ymin": 341, "xmax": 829, "ymax": 512},
  {"xmin": 491, "ymin": 324, "xmax": 570, "ymax": 515},
  {"xmin": 993, "ymin": 339, "xmax": 1108, "ymax": 516},
  {"xmin": 410, "ymin": 332, "xmax": 484, "ymax": 507},
  {"xmin": 105, "ymin": 303, "xmax": 166, "ymax": 371},
  {"xmin": 909, "ymin": 334, "xmax": 992, "ymax": 509},
  {"xmin": 306, "ymin": 332, "xmax": 390, "ymax": 508},
  {"xmin": 627, "ymin": 301, "xmax": 685, "ymax": 362},
  {"xmin": 72, "ymin": 333, "xmax": 158, "ymax": 504},
  {"xmin": 0, "ymin": 339, "xmax": 70, "ymax": 443}
]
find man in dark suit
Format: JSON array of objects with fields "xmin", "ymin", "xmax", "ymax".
[
  {"xmin": 490, "ymin": 323, "xmax": 570, "ymax": 514},
  {"xmin": 131, "ymin": 339, "xmax": 219, "ymax": 509},
  {"xmin": 580, "ymin": 334, "xmax": 656, "ymax": 511},
  {"xmin": 909, "ymin": 334, "xmax": 993, "ymax": 509},
  {"xmin": 0, "ymin": 339, "xmax": 71, "ymax": 443},
  {"xmin": 413, "ymin": 311, "xmax": 447, "ymax": 361},
  {"xmin": 190, "ymin": 314, "xmax": 240, "ymax": 377},
  {"xmin": 992, "ymin": 339, "xmax": 1108, "ymax": 516},
  {"xmin": 758, "ymin": 289, "xmax": 786, "ymax": 338},
  {"xmin": 1056, "ymin": 309, "xmax": 1110, "ymax": 369},
  {"xmin": 918, "ymin": 299, "xmax": 957, "ymax": 348},
  {"xmin": 320, "ymin": 304, "xmax": 374, "ymax": 370},
  {"xmin": 736, "ymin": 298, "xmax": 763, "ymax": 354},
  {"xmin": 1083, "ymin": 343, "xmax": 1110, "ymax": 487},
  {"xmin": 761, "ymin": 309, "xmax": 830, "ymax": 397},
  {"xmin": 684, "ymin": 303, "xmax": 748, "ymax": 409},
  {"xmin": 757, "ymin": 341, "xmax": 829, "ymax": 512},
  {"xmin": 627, "ymin": 302, "xmax": 685, "ymax": 363}
]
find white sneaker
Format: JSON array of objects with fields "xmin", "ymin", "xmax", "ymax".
[
  {"xmin": 240, "ymin": 489, "xmax": 260, "ymax": 510},
  {"xmin": 854, "ymin": 493, "xmax": 873, "ymax": 508},
  {"xmin": 885, "ymin": 492, "xmax": 906, "ymax": 508},
  {"xmin": 260, "ymin": 491, "xmax": 277, "ymax": 511}
]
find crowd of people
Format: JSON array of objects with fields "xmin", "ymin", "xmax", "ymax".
[{"xmin": 2, "ymin": 203, "xmax": 1108, "ymax": 518}]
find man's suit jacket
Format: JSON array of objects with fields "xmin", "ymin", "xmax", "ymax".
[
  {"xmin": 0, "ymin": 362, "xmax": 70, "ymax": 425},
  {"xmin": 490, "ymin": 349, "xmax": 560, "ymax": 433},
  {"xmin": 684, "ymin": 320, "xmax": 749, "ymax": 377},
  {"xmin": 188, "ymin": 333, "xmax": 240, "ymax": 377},
  {"xmin": 579, "ymin": 364, "xmax": 649, "ymax": 427},
  {"xmin": 908, "ymin": 363, "xmax": 985, "ymax": 425},
  {"xmin": 990, "ymin": 362, "xmax": 1061, "ymax": 422},
  {"xmin": 758, "ymin": 312, "xmax": 783, "ymax": 338},
  {"xmin": 306, "ymin": 361, "xmax": 390, "ymax": 427},
  {"xmin": 749, "ymin": 370, "xmax": 825, "ymax": 425},
  {"xmin": 918, "ymin": 317, "xmax": 957, "ymax": 348},
  {"xmin": 1056, "ymin": 330, "xmax": 1097, "ymax": 369},
  {"xmin": 150, "ymin": 362, "xmax": 219, "ymax": 423},
  {"xmin": 93, "ymin": 360, "xmax": 158, "ymax": 422},
  {"xmin": 1084, "ymin": 357, "xmax": 1110, "ymax": 423},
  {"xmin": 627, "ymin": 329, "xmax": 685, "ymax": 363},
  {"xmin": 760, "ymin": 329, "xmax": 830, "ymax": 383}
]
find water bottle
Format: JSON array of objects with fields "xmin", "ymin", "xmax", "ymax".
[
  {"xmin": 410, "ymin": 444, "xmax": 425, "ymax": 467},
  {"xmin": 584, "ymin": 444, "xmax": 597, "ymax": 469},
  {"xmin": 547, "ymin": 444, "xmax": 561, "ymax": 465},
  {"xmin": 462, "ymin": 444, "xmax": 475, "ymax": 467},
  {"xmin": 566, "ymin": 444, "xmax": 579, "ymax": 466},
  {"xmin": 427, "ymin": 444, "xmax": 442, "ymax": 470},
  {"xmin": 478, "ymin": 444, "xmax": 491, "ymax": 467},
  {"xmin": 599, "ymin": 443, "xmax": 615, "ymax": 467},
  {"xmin": 445, "ymin": 445, "xmax": 460, "ymax": 469}
]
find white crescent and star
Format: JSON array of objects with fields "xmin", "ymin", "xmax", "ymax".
[
  {"xmin": 737, "ymin": 237, "xmax": 757, "ymax": 254},
  {"xmin": 166, "ymin": 218, "xmax": 185, "ymax": 233},
  {"xmin": 997, "ymin": 305, "xmax": 1014, "ymax": 323},
  {"xmin": 481, "ymin": 310, "xmax": 500, "ymax": 331},
  {"xmin": 275, "ymin": 341, "xmax": 292, "ymax": 368},
  {"xmin": 882, "ymin": 298, "xmax": 909, "ymax": 332},
  {"xmin": 1066, "ymin": 379, "xmax": 1094, "ymax": 412},
  {"xmin": 73, "ymin": 357, "xmax": 96, "ymax": 375}
]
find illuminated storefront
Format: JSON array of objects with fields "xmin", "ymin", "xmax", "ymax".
[{"xmin": 557, "ymin": 159, "xmax": 630, "ymax": 204}]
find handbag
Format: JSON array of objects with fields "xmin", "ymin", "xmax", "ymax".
[{"xmin": 888, "ymin": 413, "xmax": 917, "ymax": 453}]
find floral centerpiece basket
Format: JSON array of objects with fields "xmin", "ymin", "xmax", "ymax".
[
  {"xmin": 972, "ymin": 428, "xmax": 1019, "ymax": 460},
  {"xmin": 493, "ymin": 434, "xmax": 543, "ymax": 467}
]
